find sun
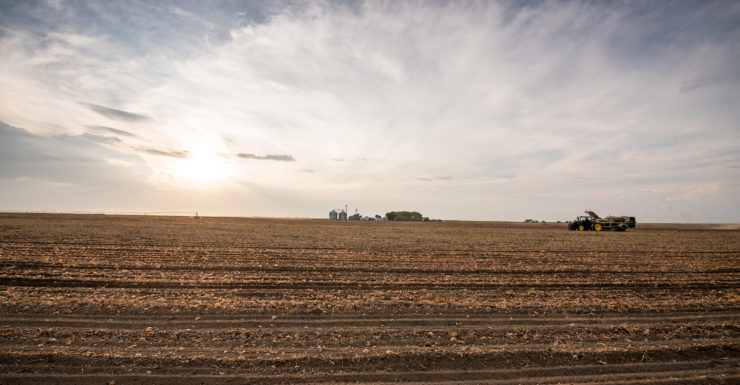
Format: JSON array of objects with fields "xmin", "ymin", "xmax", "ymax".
[{"xmin": 173, "ymin": 148, "xmax": 229, "ymax": 185}]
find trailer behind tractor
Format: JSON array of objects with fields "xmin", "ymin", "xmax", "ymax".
[{"xmin": 568, "ymin": 210, "xmax": 635, "ymax": 231}]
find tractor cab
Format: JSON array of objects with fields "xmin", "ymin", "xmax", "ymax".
[{"xmin": 569, "ymin": 216, "xmax": 595, "ymax": 231}]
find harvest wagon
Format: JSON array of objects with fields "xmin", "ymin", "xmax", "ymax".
[{"xmin": 568, "ymin": 210, "xmax": 636, "ymax": 231}]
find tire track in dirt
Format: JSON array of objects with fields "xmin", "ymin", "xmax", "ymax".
[
  {"xmin": 2, "ymin": 277, "xmax": 736, "ymax": 290},
  {"xmin": 2, "ymin": 365, "xmax": 739, "ymax": 385},
  {"xmin": 3, "ymin": 241, "xmax": 739, "ymax": 257},
  {"xmin": 2, "ymin": 311, "xmax": 739, "ymax": 328},
  {"xmin": 0, "ymin": 352, "xmax": 737, "ymax": 384},
  {"xmin": 4, "ymin": 261, "xmax": 738, "ymax": 274}
]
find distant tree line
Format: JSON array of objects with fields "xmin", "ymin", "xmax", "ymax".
[{"xmin": 385, "ymin": 211, "xmax": 428, "ymax": 221}]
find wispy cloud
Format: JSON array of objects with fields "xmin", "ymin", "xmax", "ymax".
[
  {"xmin": 81, "ymin": 102, "xmax": 152, "ymax": 123},
  {"xmin": 80, "ymin": 133, "xmax": 122, "ymax": 144},
  {"xmin": 86, "ymin": 125, "xmax": 138, "ymax": 138},
  {"xmin": 0, "ymin": 121, "xmax": 147, "ymax": 185},
  {"xmin": 417, "ymin": 176, "xmax": 452, "ymax": 182},
  {"xmin": 137, "ymin": 148, "xmax": 190, "ymax": 159},
  {"xmin": 237, "ymin": 153, "xmax": 295, "ymax": 162}
]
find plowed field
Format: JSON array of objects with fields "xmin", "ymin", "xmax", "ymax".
[{"xmin": 1, "ymin": 213, "xmax": 738, "ymax": 384}]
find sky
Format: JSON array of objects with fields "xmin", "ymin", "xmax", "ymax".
[{"xmin": 0, "ymin": 0, "xmax": 739, "ymax": 222}]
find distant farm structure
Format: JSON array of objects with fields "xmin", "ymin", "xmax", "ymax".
[
  {"xmin": 329, "ymin": 206, "xmax": 385, "ymax": 221},
  {"xmin": 329, "ymin": 208, "xmax": 437, "ymax": 221},
  {"xmin": 329, "ymin": 206, "xmax": 348, "ymax": 221}
]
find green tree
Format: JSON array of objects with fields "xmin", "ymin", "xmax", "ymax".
[{"xmin": 385, "ymin": 211, "xmax": 424, "ymax": 221}]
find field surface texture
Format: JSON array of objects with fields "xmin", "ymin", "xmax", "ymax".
[{"xmin": 0, "ymin": 214, "xmax": 738, "ymax": 384}]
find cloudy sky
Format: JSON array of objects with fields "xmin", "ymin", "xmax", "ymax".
[{"xmin": 1, "ymin": 0, "xmax": 738, "ymax": 222}]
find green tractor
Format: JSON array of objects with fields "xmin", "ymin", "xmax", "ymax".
[{"xmin": 568, "ymin": 210, "xmax": 630, "ymax": 231}]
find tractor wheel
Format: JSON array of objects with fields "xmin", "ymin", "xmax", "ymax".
[
  {"xmin": 578, "ymin": 224, "xmax": 585, "ymax": 231},
  {"xmin": 594, "ymin": 223, "xmax": 602, "ymax": 231}
]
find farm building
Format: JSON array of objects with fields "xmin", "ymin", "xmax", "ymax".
[
  {"xmin": 329, "ymin": 208, "xmax": 348, "ymax": 220},
  {"xmin": 330, "ymin": 207, "xmax": 383, "ymax": 221}
]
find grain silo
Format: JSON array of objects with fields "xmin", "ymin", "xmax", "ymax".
[
  {"xmin": 338, "ymin": 210, "xmax": 347, "ymax": 221},
  {"xmin": 329, "ymin": 210, "xmax": 338, "ymax": 220}
]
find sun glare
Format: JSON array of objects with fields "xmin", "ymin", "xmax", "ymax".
[{"xmin": 173, "ymin": 148, "xmax": 228, "ymax": 185}]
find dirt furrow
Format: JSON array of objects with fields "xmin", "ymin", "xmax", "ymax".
[
  {"xmin": 2, "ymin": 277, "xmax": 736, "ymax": 290},
  {"xmin": 0, "ymin": 353, "xmax": 737, "ymax": 384},
  {"xmin": 5, "ymin": 261, "xmax": 738, "ymax": 275},
  {"xmin": 2, "ymin": 311, "xmax": 739, "ymax": 329}
]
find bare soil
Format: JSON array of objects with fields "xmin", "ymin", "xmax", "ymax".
[{"xmin": 0, "ymin": 213, "xmax": 738, "ymax": 384}]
